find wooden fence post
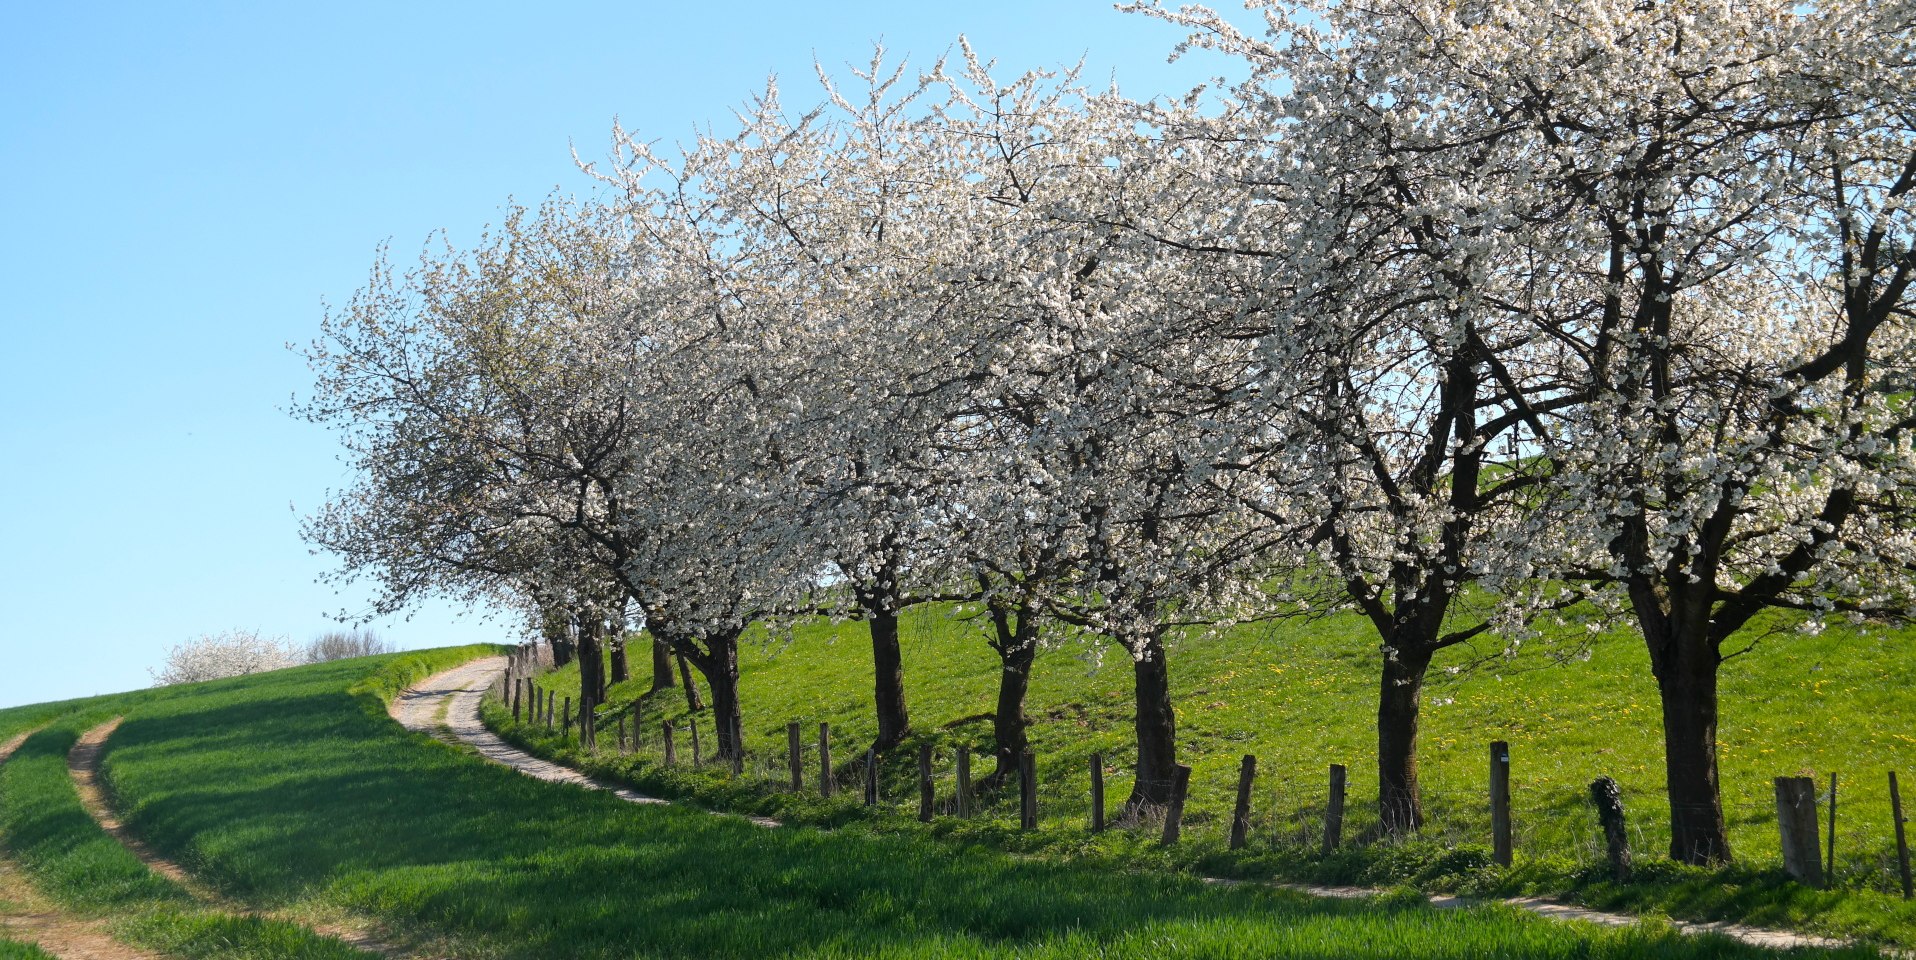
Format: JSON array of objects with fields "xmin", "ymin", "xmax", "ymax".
[
  {"xmin": 663, "ymin": 720, "xmax": 677, "ymax": 766},
  {"xmin": 1161, "ymin": 764, "xmax": 1192, "ymax": 845},
  {"xmin": 1090, "ymin": 753, "xmax": 1105, "ymax": 833},
  {"xmin": 1324, "ymin": 763, "xmax": 1347, "ymax": 855},
  {"xmin": 690, "ymin": 717, "xmax": 703, "ymax": 768},
  {"xmin": 1774, "ymin": 775, "xmax": 1824, "ymax": 887},
  {"xmin": 1490, "ymin": 741, "xmax": 1512, "ymax": 866},
  {"xmin": 1589, "ymin": 776, "xmax": 1631, "ymax": 881},
  {"xmin": 788, "ymin": 722, "xmax": 804, "ymax": 792},
  {"xmin": 1019, "ymin": 750, "xmax": 1038, "ymax": 831},
  {"xmin": 618, "ymin": 714, "xmax": 628, "ymax": 754},
  {"xmin": 1230, "ymin": 754, "xmax": 1257, "ymax": 850},
  {"xmin": 864, "ymin": 748, "xmax": 878, "ymax": 806},
  {"xmin": 1826, "ymin": 772, "xmax": 1839, "ymax": 881},
  {"xmin": 1892, "ymin": 771, "xmax": 1913, "ymax": 900},
  {"xmin": 954, "ymin": 745, "xmax": 970, "ymax": 817},
  {"xmin": 511, "ymin": 682, "xmax": 522, "ymax": 724},
  {"xmin": 544, "ymin": 692, "xmax": 554, "ymax": 731},
  {"xmin": 918, "ymin": 744, "xmax": 935, "ymax": 822},
  {"xmin": 819, "ymin": 723, "xmax": 833, "ymax": 799},
  {"xmin": 562, "ymin": 696, "xmax": 573, "ymax": 741}
]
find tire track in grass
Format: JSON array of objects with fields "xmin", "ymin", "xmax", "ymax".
[
  {"xmin": 67, "ymin": 719, "xmax": 442, "ymax": 960},
  {"xmin": 0, "ymin": 727, "xmax": 164, "ymax": 960}
]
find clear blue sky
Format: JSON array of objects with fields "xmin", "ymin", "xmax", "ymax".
[{"xmin": 0, "ymin": 1, "xmax": 1253, "ymax": 708}]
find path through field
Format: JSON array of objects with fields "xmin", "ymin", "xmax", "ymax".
[{"xmin": 398, "ymin": 657, "xmax": 1876, "ymax": 956}]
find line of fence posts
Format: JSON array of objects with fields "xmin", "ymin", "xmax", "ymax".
[{"xmin": 494, "ymin": 693, "xmax": 1916, "ymax": 896}]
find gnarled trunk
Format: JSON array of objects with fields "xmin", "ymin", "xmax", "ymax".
[
  {"xmin": 868, "ymin": 606, "xmax": 911, "ymax": 751},
  {"xmin": 678, "ymin": 630, "xmax": 741, "ymax": 761},
  {"xmin": 982, "ymin": 604, "xmax": 1039, "ymax": 790},
  {"xmin": 1377, "ymin": 642, "xmax": 1435, "ymax": 836},
  {"xmin": 1123, "ymin": 629, "xmax": 1178, "ymax": 812},
  {"xmin": 608, "ymin": 634, "xmax": 629, "ymax": 685}
]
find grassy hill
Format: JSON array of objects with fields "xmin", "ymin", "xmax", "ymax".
[
  {"xmin": 511, "ymin": 604, "xmax": 1916, "ymax": 945},
  {"xmin": 0, "ymin": 647, "xmax": 1844, "ymax": 959}
]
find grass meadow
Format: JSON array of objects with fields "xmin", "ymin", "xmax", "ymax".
[{"xmin": 0, "ymin": 646, "xmax": 1874, "ymax": 959}]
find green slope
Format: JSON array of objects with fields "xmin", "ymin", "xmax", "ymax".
[
  {"xmin": 517, "ymin": 605, "xmax": 1915, "ymax": 944},
  {"xmin": 0, "ymin": 646, "xmax": 1863, "ymax": 959}
]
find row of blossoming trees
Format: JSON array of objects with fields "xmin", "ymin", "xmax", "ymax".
[{"xmin": 299, "ymin": 0, "xmax": 1916, "ymax": 867}]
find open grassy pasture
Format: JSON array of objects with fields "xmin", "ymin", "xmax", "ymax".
[
  {"xmin": 511, "ymin": 605, "xmax": 1916, "ymax": 946},
  {"xmin": 0, "ymin": 647, "xmax": 1871, "ymax": 959}
]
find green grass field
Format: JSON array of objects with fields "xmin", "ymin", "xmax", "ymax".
[
  {"xmin": 0, "ymin": 645, "xmax": 1871, "ymax": 959},
  {"xmin": 508, "ymin": 604, "xmax": 1916, "ymax": 946},
  {"xmin": 0, "ymin": 940, "xmax": 57, "ymax": 960}
]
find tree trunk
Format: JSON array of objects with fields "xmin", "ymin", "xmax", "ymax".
[
  {"xmin": 1123, "ymin": 629, "xmax": 1178, "ymax": 813},
  {"xmin": 608, "ymin": 634, "xmax": 629, "ymax": 686},
  {"xmin": 1652, "ymin": 625, "xmax": 1733, "ymax": 865},
  {"xmin": 650, "ymin": 639, "xmax": 676, "ymax": 692},
  {"xmin": 686, "ymin": 635, "xmax": 744, "ymax": 762},
  {"xmin": 868, "ymin": 606, "xmax": 911, "ymax": 752},
  {"xmin": 676, "ymin": 652, "xmax": 704, "ymax": 711},
  {"xmin": 982, "ymin": 606, "xmax": 1039, "ymax": 791},
  {"xmin": 576, "ymin": 614, "xmax": 603, "ymax": 716},
  {"xmin": 1377, "ymin": 642, "xmax": 1435, "ymax": 836}
]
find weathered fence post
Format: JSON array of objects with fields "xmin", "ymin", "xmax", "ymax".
[
  {"xmin": 1090, "ymin": 753, "xmax": 1105, "ymax": 833},
  {"xmin": 562, "ymin": 697, "xmax": 573, "ymax": 741},
  {"xmin": 1892, "ymin": 771, "xmax": 1913, "ymax": 900},
  {"xmin": 690, "ymin": 717, "xmax": 703, "ymax": 768},
  {"xmin": 1325, "ymin": 763, "xmax": 1348, "ymax": 855},
  {"xmin": 511, "ymin": 682, "xmax": 522, "ymax": 724},
  {"xmin": 1230, "ymin": 754, "xmax": 1257, "ymax": 850},
  {"xmin": 1019, "ymin": 750, "xmax": 1037, "ymax": 831},
  {"xmin": 729, "ymin": 741, "xmax": 743, "ymax": 777},
  {"xmin": 788, "ymin": 722, "xmax": 804, "ymax": 792},
  {"xmin": 1589, "ymin": 776, "xmax": 1631, "ymax": 881},
  {"xmin": 917, "ymin": 744, "xmax": 934, "ymax": 822},
  {"xmin": 1490, "ymin": 741, "xmax": 1512, "ymax": 866},
  {"xmin": 864, "ymin": 748, "xmax": 878, "ymax": 806},
  {"xmin": 663, "ymin": 720, "xmax": 677, "ymax": 766},
  {"xmin": 618, "ymin": 714, "xmax": 628, "ymax": 754},
  {"xmin": 954, "ymin": 745, "xmax": 970, "ymax": 817},
  {"xmin": 819, "ymin": 723, "xmax": 833, "ymax": 799},
  {"xmin": 1774, "ymin": 775, "xmax": 1824, "ymax": 887},
  {"xmin": 544, "ymin": 692, "xmax": 554, "ymax": 731},
  {"xmin": 1162, "ymin": 764, "xmax": 1192, "ymax": 845},
  {"xmin": 1826, "ymin": 772, "xmax": 1839, "ymax": 881}
]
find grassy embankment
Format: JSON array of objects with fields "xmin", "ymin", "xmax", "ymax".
[
  {"xmin": 502, "ymin": 603, "xmax": 1916, "ymax": 947},
  {"xmin": 2, "ymin": 645, "xmax": 1855, "ymax": 959}
]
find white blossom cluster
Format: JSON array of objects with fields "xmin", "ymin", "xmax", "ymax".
[{"xmin": 150, "ymin": 630, "xmax": 301, "ymax": 686}]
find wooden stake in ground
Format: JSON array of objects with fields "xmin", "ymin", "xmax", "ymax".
[
  {"xmin": 1490, "ymin": 741, "xmax": 1512, "ymax": 867},
  {"xmin": 1826, "ymin": 772, "xmax": 1838, "ymax": 881},
  {"xmin": 1891, "ymin": 771, "xmax": 1912, "ymax": 900},
  {"xmin": 1161, "ymin": 764, "xmax": 1192, "ymax": 845},
  {"xmin": 663, "ymin": 720, "xmax": 677, "ymax": 766},
  {"xmin": 819, "ymin": 723, "xmax": 833, "ymax": 799},
  {"xmin": 1589, "ymin": 776, "xmax": 1631, "ymax": 882},
  {"xmin": 1774, "ymin": 776, "xmax": 1824, "ymax": 888},
  {"xmin": 864, "ymin": 748, "xmax": 878, "ymax": 806},
  {"xmin": 917, "ymin": 744, "xmax": 934, "ymax": 822},
  {"xmin": 690, "ymin": 717, "xmax": 703, "ymax": 768},
  {"xmin": 1090, "ymin": 753, "xmax": 1105, "ymax": 833},
  {"xmin": 1019, "ymin": 750, "xmax": 1037, "ymax": 831},
  {"xmin": 1325, "ymin": 763, "xmax": 1347, "ymax": 854},
  {"xmin": 954, "ymin": 745, "xmax": 969, "ymax": 817},
  {"xmin": 1230, "ymin": 754, "xmax": 1256, "ymax": 850},
  {"xmin": 788, "ymin": 722, "xmax": 804, "ymax": 792}
]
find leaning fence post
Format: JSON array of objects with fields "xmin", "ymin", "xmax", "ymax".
[
  {"xmin": 1090, "ymin": 753, "xmax": 1106, "ymax": 833},
  {"xmin": 1162, "ymin": 764, "xmax": 1192, "ymax": 845},
  {"xmin": 1774, "ymin": 775, "xmax": 1824, "ymax": 887},
  {"xmin": 819, "ymin": 723, "xmax": 833, "ymax": 799},
  {"xmin": 1589, "ymin": 776, "xmax": 1631, "ymax": 881},
  {"xmin": 1325, "ymin": 763, "xmax": 1348, "ymax": 854},
  {"xmin": 1230, "ymin": 754, "xmax": 1257, "ymax": 850},
  {"xmin": 788, "ymin": 722, "xmax": 804, "ymax": 792},
  {"xmin": 954, "ymin": 745, "xmax": 970, "ymax": 817},
  {"xmin": 1892, "ymin": 771, "xmax": 1913, "ymax": 900},
  {"xmin": 1019, "ymin": 750, "xmax": 1037, "ymax": 831},
  {"xmin": 917, "ymin": 744, "xmax": 935, "ymax": 822},
  {"xmin": 1489, "ymin": 741, "xmax": 1512, "ymax": 866}
]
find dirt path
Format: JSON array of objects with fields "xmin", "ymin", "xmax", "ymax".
[
  {"xmin": 67, "ymin": 720, "xmax": 433, "ymax": 959},
  {"xmin": 0, "ymin": 728, "xmax": 165, "ymax": 960}
]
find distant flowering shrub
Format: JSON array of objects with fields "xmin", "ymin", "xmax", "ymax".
[
  {"xmin": 150, "ymin": 629, "xmax": 300, "ymax": 686},
  {"xmin": 302, "ymin": 628, "xmax": 393, "ymax": 663}
]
